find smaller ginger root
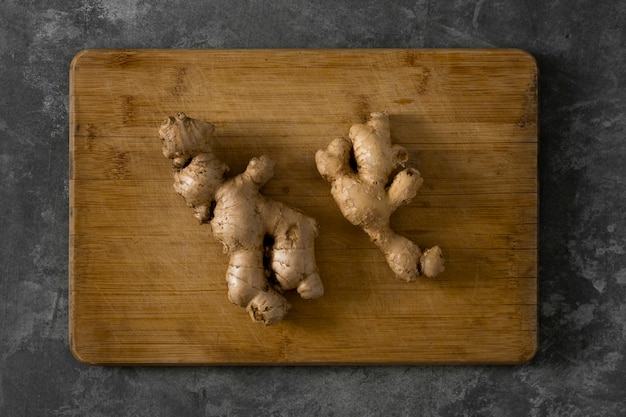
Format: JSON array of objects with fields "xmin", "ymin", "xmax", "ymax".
[
  {"xmin": 316, "ymin": 111, "xmax": 445, "ymax": 282},
  {"xmin": 159, "ymin": 113, "xmax": 324, "ymax": 325}
]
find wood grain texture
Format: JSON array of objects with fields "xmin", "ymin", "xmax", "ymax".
[{"xmin": 69, "ymin": 49, "xmax": 538, "ymax": 365}]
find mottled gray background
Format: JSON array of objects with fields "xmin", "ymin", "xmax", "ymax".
[{"xmin": 1, "ymin": 0, "xmax": 625, "ymax": 415}]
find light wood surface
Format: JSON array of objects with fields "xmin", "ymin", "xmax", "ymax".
[{"xmin": 69, "ymin": 49, "xmax": 538, "ymax": 365}]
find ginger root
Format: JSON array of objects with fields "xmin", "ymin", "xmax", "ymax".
[
  {"xmin": 315, "ymin": 111, "xmax": 445, "ymax": 281},
  {"xmin": 159, "ymin": 113, "xmax": 324, "ymax": 325}
]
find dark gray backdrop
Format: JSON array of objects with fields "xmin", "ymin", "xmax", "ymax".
[{"xmin": 1, "ymin": 1, "xmax": 625, "ymax": 415}]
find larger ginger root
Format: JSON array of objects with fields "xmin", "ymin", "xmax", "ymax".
[
  {"xmin": 159, "ymin": 113, "xmax": 323, "ymax": 325},
  {"xmin": 316, "ymin": 111, "xmax": 445, "ymax": 282}
]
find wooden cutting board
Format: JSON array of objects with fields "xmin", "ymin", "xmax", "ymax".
[{"xmin": 69, "ymin": 49, "xmax": 537, "ymax": 365}]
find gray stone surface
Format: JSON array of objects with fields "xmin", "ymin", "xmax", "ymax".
[{"xmin": 1, "ymin": 0, "xmax": 625, "ymax": 415}]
